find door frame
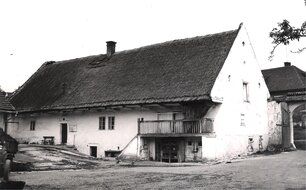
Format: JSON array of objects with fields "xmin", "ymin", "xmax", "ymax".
[
  {"xmin": 61, "ymin": 123, "xmax": 68, "ymax": 144},
  {"xmin": 90, "ymin": 146, "xmax": 98, "ymax": 157}
]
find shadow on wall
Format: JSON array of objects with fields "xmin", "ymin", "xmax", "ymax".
[{"xmin": 0, "ymin": 181, "xmax": 26, "ymax": 189}]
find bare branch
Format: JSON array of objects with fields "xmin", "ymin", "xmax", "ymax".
[
  {"xmin": 269, "ymin": 20, "xmax": 306, "ymax": 60},
  {"xmin": 290, "ymin": 47, "xmax": 306, "ymax": 53},
  {"xmin": 268, "ymin": 43, "xmax": 281, "ymax": 61}
]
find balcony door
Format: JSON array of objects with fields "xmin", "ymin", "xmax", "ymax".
[
  {"xmin": 157, "ymin": 113, "xmax": 184, "ymax": 133},
  {"xmin": 157, "ymin": 112, "xmax": 184, "ymax": 120}
]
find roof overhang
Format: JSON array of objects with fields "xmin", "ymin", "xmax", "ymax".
[{"xmin": 14, "ymin": 95, "xmax": 213, "ymax": 113}]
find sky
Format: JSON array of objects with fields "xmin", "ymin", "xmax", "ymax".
[{"xmin": 0, "ymin": 0, "xmax": 305, "ymax": 92}]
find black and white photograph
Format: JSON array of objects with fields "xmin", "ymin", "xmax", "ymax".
[{"xmin": 0, "ymin": 0, "xmax": 305, "ymax": 189}]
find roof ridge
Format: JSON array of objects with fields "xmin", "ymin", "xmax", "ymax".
[
  {"xmin": 42, "ymin": 28, "xmax": 240, "ymax": 66},
  {"xmin": 118, "ymin": 29, "xmax": 239, "ymax": 55}
]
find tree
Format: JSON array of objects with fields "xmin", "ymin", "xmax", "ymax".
[{"xmin": 269, "ymin": 20, "xmax": 306, "ymax": 61}]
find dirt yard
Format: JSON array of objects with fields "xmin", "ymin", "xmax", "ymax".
[
  {"xmin": 12, "ymin": 144, "xmax": 101, "ymax": 171},
  {"xmin": 5, "ymin": 148, "xmax": 306, "ymax": 190}
]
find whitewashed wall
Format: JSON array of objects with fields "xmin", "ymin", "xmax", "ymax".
[
  {"xmin": 267, "ymin": 101, "xmax": 283, "ymax": 145},
  {"xmin": 12, "ymin": 110, "xmax": 158, "ymax": 157},
  {"xmin": 204, "ymin": 25, "xmax": 270, "ymax": 160}
]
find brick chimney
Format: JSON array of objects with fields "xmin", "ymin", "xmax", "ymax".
[
  {"xmin": 106, "ymin": 41, "xmax": 116, "ymax": 57},
  {"xmin": 284, "ymin": 62, "xmax": 291, "ymax": 67}
]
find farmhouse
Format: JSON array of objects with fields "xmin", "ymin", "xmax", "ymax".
[
  {"xmin": 262, "ymin": 63, "xmax": 306, "ymax": 149},
  {"xmin": 8, "ymin": 23, "xmax": 270, "ymax": 162},
  {"xmin": 0, "ymin": 89, "xmax": 15, "ymax": 133}
]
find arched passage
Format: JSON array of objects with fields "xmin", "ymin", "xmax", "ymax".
[{"xmin": 292, "ymin": 103, "xmax": 306, "ymax": 149}]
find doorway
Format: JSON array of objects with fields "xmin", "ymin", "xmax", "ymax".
[
  {"xmin": 61, "ymin": 123, "xmax": 68, "ymax": 144},
  {"xmin": 156, "ymin": 138, "xmax": 182, "ymax": 163},
  {"xmin": 90, "ymin": 146, "xmax": 97, "ymax": 157}
]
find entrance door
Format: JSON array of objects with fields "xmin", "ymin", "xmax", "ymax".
[
  {"xmin": 90, "ymin": 146, "xmax": 97, "ymax": 157},
  {"xmin": 158, "ymin": 139, "xmax": 179, "ymax": 163},
  {"xmin": 61, "ymin": 123, "xmax": 68, "ymax": 144},
  {"xmin": 161, "ymin": 142, "xmax": 178, "ymax": 163}
]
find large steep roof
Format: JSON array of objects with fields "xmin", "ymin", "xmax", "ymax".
[
  {"xmin": 10, "ymin": 27, "xmax": 240, "ymax": 112},
  {"xmin": 262, "ymin": 65, "xmax": 306, "ymax": 94}
]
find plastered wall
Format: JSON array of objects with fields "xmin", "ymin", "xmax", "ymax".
[
  {"xmin": 204, "ymin": 26, "xmax": 270, "ymax": 160},
  {"xmin": 11, "ymin": 110, "xmax": 158, "ymax": 157}
]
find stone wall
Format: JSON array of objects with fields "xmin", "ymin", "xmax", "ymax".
[{"xmin": 267, "ymin": 101, "xmax": 284, "ymax": 146}]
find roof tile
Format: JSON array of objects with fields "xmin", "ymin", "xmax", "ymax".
[{"xmin": 10, "ymin": 28, "xmax": 240, "ymax": 111}]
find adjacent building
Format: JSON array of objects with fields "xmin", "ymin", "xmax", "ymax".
[
  {"xmin": 0, "ymin": 90, "xmax": 15, "ymax": 132},
  {"xmin": 262, "ymin": 63, "xmax": 306, "ymax": 149},
  {"xmin": 8, "ymin": 23, "xmax": 271, "ymax": 162}
]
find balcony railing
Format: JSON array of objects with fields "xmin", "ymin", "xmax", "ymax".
[{"xmin": 138, "ymin": 118, "xmax": 214, "ymax": 135}]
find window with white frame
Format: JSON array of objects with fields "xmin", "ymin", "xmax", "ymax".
[
  {"xmin": 240, "ymin": 114, "xmax": 246, "ymax": 126},
  {"xmin": 243, "ymin": 82, "xmax": 249, "ymax": 102},
  {"xmin": 30, "ymin": 121, "xmax": 36, "ymax": 131},
  {"xmin": 108, "ymin": 116, "xmax": 115, "ymax": 130},
  {"xmin": 99, "ymin": 117, "xmax": 106, "ymax": 130}
]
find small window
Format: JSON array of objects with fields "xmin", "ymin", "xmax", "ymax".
[
  {"xmin": 30, "ymin": 121, "xmax": 36, "ymax": 131},
  {"xmin": 108, "ymin": 116, "xmax": 115, "ymax": 130},
  {"xmin": 243, "ymin": 82, "xmax": 249, "ymax": 102},
  {"xmin": 240, "ymin": 114, "xmax": 245, "ymax": 126},
  {"xmin": 198, "ymin": 141, "xmax": 202, "ymax": 146},
  {"xmin": 99, "ymin": 117, "xmax": 106, "ymax": 130}
]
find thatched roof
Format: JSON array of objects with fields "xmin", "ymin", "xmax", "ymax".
[
  {"xmin": 10, "ymin": 27, "xmax": 240, "ymax": 112},
  {"xmin": 0, "ymin": 91, "xmax": 14, "ymax": 112},
  {"xmin": 262, "ymin": 65, "xmax": 306, "ymax": 95}
]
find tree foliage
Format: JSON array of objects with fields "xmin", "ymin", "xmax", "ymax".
[{"xmin": 269, "ymin": 20, "xmax": 306, "ymax": 61}]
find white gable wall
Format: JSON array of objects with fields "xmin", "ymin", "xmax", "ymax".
[{"xmin": 203, "ymin": 25, "xmax": 270, "ymax": 159}]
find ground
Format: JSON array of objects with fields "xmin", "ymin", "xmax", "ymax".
[{"xmin": 1, "ymin": 145, "xmax": 306, "ymax": 190}]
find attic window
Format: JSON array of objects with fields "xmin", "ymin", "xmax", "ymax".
[
  {"xmin": 240, "ymin": 114, "xmax": 245, "ymax": 126},
  {"xmin": 89, "ymin": 56, "xmax": 109, "ymax": 67},
  {"xmin": 243, "ymin": 82, "xmax": 249, "ymax": 102}
]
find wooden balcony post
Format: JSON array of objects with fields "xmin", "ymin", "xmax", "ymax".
[
  {"xmin": 137, "ymin": 118, "xmax": 141, "ymax": 134},
  {"xmin": 172, "ymin": 121, "xmax": 174, "ymax": 133}
]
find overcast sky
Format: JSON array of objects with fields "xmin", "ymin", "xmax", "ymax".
[{"xmin": 0, "ymin": 0, "xmax": 305, "ymax": 92}]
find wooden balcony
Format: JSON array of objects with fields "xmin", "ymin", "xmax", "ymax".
[{"xmin": 138, "ymin": 118, "xmax": 214, "ymax": 135}]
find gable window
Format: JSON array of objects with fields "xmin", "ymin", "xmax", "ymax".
[
  {"xmin": 243, "ymin": 82, "xmax": 249, "ymax": 102},
  {"xmin": 240, "ymin": 114, "xmax": 246, "ymax": 126},
  {"xmin": 30, "ymin": 121, "xmax": 36, "ymax": 131},
  {"xmin": 108, "ymin": 116, "xmax": 115, "ymax": 130},
  {"xmin": 99, "ymin": 117, "xmax": 106, "ymax": 130}
]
